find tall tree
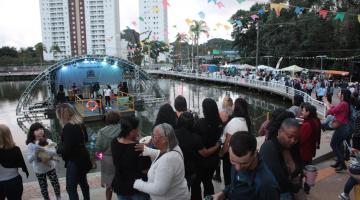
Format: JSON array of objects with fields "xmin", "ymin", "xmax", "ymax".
[
  {"xmin": 34, "ymin": 42, "xmax": 47, "ymax": 65},
  {"xmin": 50, "ymin": 44, "xmax": 61, "ymax": 58},
  {"xmin": 189, "ymin": 20, "xmax": 209, "ymax": 68}
]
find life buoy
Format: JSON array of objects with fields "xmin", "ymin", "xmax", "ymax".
[{"xmin": 86, "ymin": 100, "xmax": 98, "ymax": 111}]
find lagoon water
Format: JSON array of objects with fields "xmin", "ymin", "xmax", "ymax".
[{"xmin": 0, "ymin": 78, "xmax": 290, "ymax": 182}]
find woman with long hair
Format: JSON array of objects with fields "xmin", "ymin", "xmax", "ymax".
[
  {"xmin": 111, "ymin": 116, "xmax": 151, "ymax": 200},
  {"xmin": 324, "ymin": 89, "xmax": 352, "ymax": 172},
  {"xmin": 56, "ymin": 103, "xmax": 91, "ymax": 200},
  {"xmin": 95, "ymin": 110, "xmax": 121, "ymax": 200},
  {"xmin": 192, "ymin": 98, "xmax": 223, "ymax": 199},
  {"xmin": 154, "ymin": 103, "xmax": 177, "ymax": 128},
  {"xmin": 221, "ymin": 98, "xmax": 251, "ymax": 186},
  {"xmin": 0, "ymin": 124, "xmax": 28, "ymax": 200}
]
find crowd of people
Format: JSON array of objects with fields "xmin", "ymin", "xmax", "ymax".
[{"xmin": 1, "ymin": 85, "xmax": 360, "ymax": 200}]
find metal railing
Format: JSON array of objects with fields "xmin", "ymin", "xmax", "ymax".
[
  {"xmin": 115, "ymin": 91, "xmax": 135, "ymax": 110},
  {"xmin": 146, "ymin": 70, "xmax": 327, "ymax": 118},
  {"xmin": 75, "ymin": 95, "xmax": 103, "ymax": 115}
]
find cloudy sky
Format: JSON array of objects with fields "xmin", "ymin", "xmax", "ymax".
[{"xmin": 0, "ymin": 0, "xmax": 266, "ymax": 48}]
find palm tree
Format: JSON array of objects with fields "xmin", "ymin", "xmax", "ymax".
[
  {"xmin": 34, "ymin": 42, "xmax": 47, "ymax": 66},
  {"xmin": 189, "ymin": 20, "xmax": 208, "ymax": 70},
  {"xmin": 50, "ymin": 44, "xmax": 61, "ymax": 59},
  {"xmin": 175, "ymin": 33, "xmax": 188, "ymax": 66}
]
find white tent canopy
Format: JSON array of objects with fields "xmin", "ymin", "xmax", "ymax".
[
  {"xmin": 257, "ymin": 65, "xmax": 274, "ymax": 71},
  {"xmin": 279, "ymin": 65, "xmax": 305, "ymax": 72}
]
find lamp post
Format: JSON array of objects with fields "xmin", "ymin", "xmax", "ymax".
[
  {"xmin": 264, "ymin": 55, "xmax": 273, "ymax": 66},
  {"xmin": 316, "ymin": 55, "xmax": 327, "ymax": 72}
]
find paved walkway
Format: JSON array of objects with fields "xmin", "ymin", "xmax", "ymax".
[{"xmin": 23, "ymin": 158, "xmax": 354, "ymax": 200}]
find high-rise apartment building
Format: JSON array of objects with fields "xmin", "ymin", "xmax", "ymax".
[
  {"xmin": 40, "ymin": 0, "xmax": 121, "ymax": 60},
  {"xmin": 138, "ymin": 0, "xmax": 168, "ymax": 43}
]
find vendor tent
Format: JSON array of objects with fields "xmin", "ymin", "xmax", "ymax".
[
  {"xmin": 257, "ymin": 65, "xmax": 274, "ymax": 71},
  {"xmin": 279, "ymin": 65, "xmax": 305, "ymax": 72}
]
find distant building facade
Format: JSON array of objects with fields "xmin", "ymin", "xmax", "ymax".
[
  {"xmin": 138, "ymin": 0, "xmax": 168, "ymax": 43},
  {"xmin": 40, "ymin": 0, "xmax": 121, "ymax": 60}
]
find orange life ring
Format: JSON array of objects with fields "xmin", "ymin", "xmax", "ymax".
[{"xmin": 86, "ymin": 100, "xmax": 98, "ymax": 111}]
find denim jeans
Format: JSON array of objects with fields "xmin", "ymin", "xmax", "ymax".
[
  {"xmin": 66, "ymin": 161, "xmax": 90, "ymax": 200},
  {"xmin": 330, "ymin": 124, "xmax": 351, "ymax": 163},
  {"xmin": 117, "ymin": 193, "xmax": 149, "ymax": 200},
  {"xmin": 280, "ymin": 192, "xmax": 293, "ymax": 200},
  {"xmin": 0, "ymin": 175, "xmax": 23, "ymax": 200},
  {"xmin": 344, "ymin": 176, "xmax": 358, "ymax": 194}
]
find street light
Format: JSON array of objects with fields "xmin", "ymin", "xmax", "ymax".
[
  {"xmin": 263, "ymin": 55, "xmax": 273, "ymax": 66},
  {"xmin": 316, "ymin": 55, "xmax": 327, "ymax": 72},
  {"xmin": 256, "ymin": 22, "xmax": 294, "ymax": 66}
]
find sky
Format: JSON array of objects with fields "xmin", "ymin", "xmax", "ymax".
[{"xmin": 0, "ymin": 0, "xmax": 267, "ymax": 48}]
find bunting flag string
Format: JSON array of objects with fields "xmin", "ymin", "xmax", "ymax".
[
  {"xmin": 227, "ymin": 2, "xmax": 360, "ymax": 26},
  {"xmin": 199, "ymin": 11, "xmax": 206, "ymax": 19}
]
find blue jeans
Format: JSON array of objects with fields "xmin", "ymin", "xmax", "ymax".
[
  {"xmin": 330, "ymin": 124, "xmax": 351, "ymax": 163},
  {"xmin": 344, "ymin": 176, "xmax": 358, "ymax": 195},
  {"xmin": 66, "ymin": 161, "xmax": 90, "ymax": 200},
  {"xmin": 117, "ymin": 193, "xmax": 149, "ymax": 200},
  {"xmin": 280, "ymin": 192, "xmax": 293, "ymax": 200}
]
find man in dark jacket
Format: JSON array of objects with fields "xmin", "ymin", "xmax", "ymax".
[{"xmin": 212, "ymin": 131, "xmax": 279, "ymax": 200}]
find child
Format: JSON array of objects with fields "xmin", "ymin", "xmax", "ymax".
[{"xmin": 26, "ymin": 122, "xmax": 61, "ymax": 200}]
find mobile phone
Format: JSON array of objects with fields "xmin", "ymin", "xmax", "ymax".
[{"xmin": 204, "ymin": 195, "xmax": 213, "ymax": 200}]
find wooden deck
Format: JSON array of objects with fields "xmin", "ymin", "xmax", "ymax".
[{"xmin": 73, "ymin": 99, "xmax": 135, "ymax": 122}]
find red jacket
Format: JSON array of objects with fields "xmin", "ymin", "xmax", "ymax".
[{"xmin": 299, "ymin": 118, "xmax": 320, "ymax": 162}]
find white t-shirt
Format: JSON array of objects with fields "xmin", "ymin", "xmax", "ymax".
[
  {"xmin": 223, "ymin": 117, "xmax": 249, "ymax": 136},
  {"xmin": 104, "ymin": 89, "xmax": 112, "ymax": 97}
]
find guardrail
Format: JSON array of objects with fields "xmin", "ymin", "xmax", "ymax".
[{"xmin": 146, "ymin": 70, "xmax": 327, "ymax": 118}]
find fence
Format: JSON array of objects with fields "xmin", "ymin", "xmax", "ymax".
[{"xmin": 146, "ymin": 70, "xmax": 327, "ymax": 118}]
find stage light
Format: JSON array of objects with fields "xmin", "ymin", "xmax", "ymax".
[
  {"xmin": 83, "ymin": 59, "xmax": 89, "ymax": 64},
  {"xmin": 61, "ymin": 65, "xmax": 67, "ymax": 70}
]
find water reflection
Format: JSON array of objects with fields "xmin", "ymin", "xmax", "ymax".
[{"xmin": 3, "ymin": 78, "xmax": 290, "ymax": 145}]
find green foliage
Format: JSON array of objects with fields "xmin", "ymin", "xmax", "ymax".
[
  {"xmin": 230, "ymin": 1, "xmax": 360, "ymax": 69},
  {"xmin": 0, "ymin": 46, "xmax": 18, "ymax": 57}
]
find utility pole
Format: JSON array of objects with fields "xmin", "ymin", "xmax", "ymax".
[
  {"xmin": 256, "ymin": 21, "xmax": 260, "ymax": 67},
  {"xmin": 316, "ymin": 55, "xmax": 327, "ymax": 72}
]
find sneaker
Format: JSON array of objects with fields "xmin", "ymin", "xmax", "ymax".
[
  {"xmin": 331, "ymin": 161, "xmax": 340, "ymax": 168},
  {"xmin": 339, "ymin": 192, "xmax": 350, "ymax": 200},
  {"xmin": 335, "ymin": 164, "xmax": 347, "ymax": 172}
]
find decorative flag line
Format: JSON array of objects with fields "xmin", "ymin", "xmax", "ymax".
[{"xmin": 228, "ymin": 3, "xmax": 360, "ymax": 25}]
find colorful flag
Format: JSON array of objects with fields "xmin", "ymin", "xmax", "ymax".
[
  {"xmin": 235, "ymin": 20, "xmax": 242, "ymax": 27},
  {"xmin": 236, "ymin": 0, "xmax": 245, "ymax": 4},
  {"xmin": 216, "ymin": 1, "xmax": 224, "ymax": 8},
  {"xmin": 163, "ymin": 0, "xmax": 170, "ymax": 9},
  {"xmin": 208, "ymin": 0, "xmax": 217, "ymax": 4},
  {"xmin": 295, "ymin": 6, "xmax": 304, "ymax": 15},
  {"xmin": 199, "ymin": 11, "xmax": 206, "ymax": 19},
  {"xmin": 334, "ymin": 12, "xmax": 345, "ymax": 22},
  {"xmin": 258, "ymin": 9, "xmax": 265, "ymax": 15},
  {"xmin": 139, "ymin": 16, "xmax": 144, "ymax": 21},
  {"xmin": 185, "ymin": 18, "xmax": 193, "ymax": 25},
  {"xmin": 224, "ymin": 24, "xmax": 231, "ymax": 30},
  {"xmin": 270, "ymin": 3, "xmax": 286, "ymax": 17},
  {"xmin": 319, "ymin": 9, "xmax": 328, "ymax": 19},
  {"xmin": 250, "ymin": 14, "xmax": 259, "ymax": 20}
]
